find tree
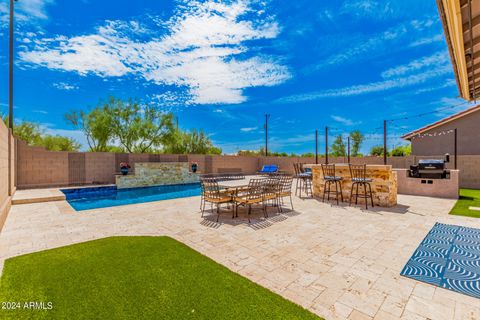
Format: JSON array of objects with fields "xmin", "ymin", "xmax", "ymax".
[
  {"xmin": 164, "ymin": 129, "xmax": 222, "ymax": 155},
  {"xmin": 391, "ymin": 144, "xmax": 411, "ymax": 156},
  {"xmin": 237, "ymin": 149, "xmax": 261, "ymax": 156},
  {"xmin": 41, "ymin": 135, "xmax": 81, "ymax": 151},
  {"xmin": 104, "ymin": 97, "xmax": 175, "ymax": 153},
  {"xmin": 349, "ymin": 130, "xmax": 364, "ymax": 157},
  {"xmin": 330, "ymin": 134, "xmax": 346, "ymax": 156},
  {"xmin": 65, "ymin": 107, "xmax": 113, "ymax": 152},
  {"xmin": 2, "ymin": 117, "xmax": 80, "ymax": 151},
  {"xmin": 11, "ymin": 121, "xmax": 43, "ymax": 145},
  {"xmin": 370, "ymin": 145, "xmax": 389, "ymax": 156}
]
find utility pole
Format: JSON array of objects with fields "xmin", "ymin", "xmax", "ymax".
[
  {"xmin": 9, "ymin": 0, "xmax": 16, "ymax": 130},
  {"xmin": 264, "ymin": 114, "xmax": 270, "ymax": 156},
  {"xmin": 8, "ymin": 0, "xmax": 17, "ymax": 197},
  {"xmin": 383, "ymin": 120, "xmax": 387, "ymax": 165},
  {"xmin": 325, "ymin": 126, "xmax": 329, "ymax": 164},
  {"xmin": 315, "ymin": 129, "xmax": 318, "ymax": 164}
]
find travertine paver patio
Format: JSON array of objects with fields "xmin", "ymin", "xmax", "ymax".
[{"xmin": 1, "ymin": 191, "xmax": 480, "ymax": 320}]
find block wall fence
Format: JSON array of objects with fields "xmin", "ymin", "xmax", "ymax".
[
  {"xmin": 14, "ymin": 139, "xmax": 480, "ymax": 189},
  {"xmin": 0, "ymin": 121, "xmax": 16, "ymax": 231}
]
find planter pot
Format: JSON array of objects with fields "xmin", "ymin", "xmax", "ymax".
[
  {"xmin": 191, "ymin": 164, "xmax": 198, "ymax": 173},
  {"xmin": 120, "ymin": 167, "xmax": 129, "ymax": 175}
]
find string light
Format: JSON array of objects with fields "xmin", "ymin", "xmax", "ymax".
[{"xmin": 410, "ymin": 129, "xmax": 454, "ymax": 140}]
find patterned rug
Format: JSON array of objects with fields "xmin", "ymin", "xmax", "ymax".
[{"xmin": 401, "ymin": 222, "xmax": 480, "ymax": 299}]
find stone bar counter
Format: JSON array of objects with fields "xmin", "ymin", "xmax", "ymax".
[
  {"xmin": 308, "ymin": 164, "xmax": 397, "ymax": 207},
  {"xmin": 116, "ymin": 162, "xmax": 199, "ymax": 189}
]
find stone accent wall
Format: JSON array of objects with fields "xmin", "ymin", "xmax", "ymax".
[
  {"xmin": 310, "ymin": 164, "xmax": 397, "ymax": 207},
  {"xmin": 115, "ymin": 162, "xmax": 199, "ymax": 189}
]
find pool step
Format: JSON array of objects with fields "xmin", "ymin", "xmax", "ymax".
[{"xmin": 12, "ymin": 189, "xmax": 66, "ymax": 205}]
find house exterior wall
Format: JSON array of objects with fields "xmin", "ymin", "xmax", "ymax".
[{"xmin": 410, "ymin": 110, "xmax": 480, "ymax": 156}]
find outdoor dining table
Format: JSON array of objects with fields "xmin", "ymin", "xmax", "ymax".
[
  {"xmin": 217, "ymin": 177, "xmax": 252, "ymax": 190},
  {"xmin": 216, "ymin": 178, "xmax": 255, "ymax": 216}
]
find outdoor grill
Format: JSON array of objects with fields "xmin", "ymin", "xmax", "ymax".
[{"xmin": 410, "ymin": 159, "xmax": 447, "ymax": 179}]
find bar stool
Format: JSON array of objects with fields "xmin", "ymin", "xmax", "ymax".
[
  {"xmin": 321, "ymin": 164, "xmax": 343, "ymax": 204},
  {"xmin": 349, "ymin": 164, "xmax": 374, "ymax": 209},
  {"xmin": 299, "ymin": 163, "xmax": 312, "ymax": 197},
  {"xmin": 293, "ymin": 163, "xmax": 302, "ymax": 196}
]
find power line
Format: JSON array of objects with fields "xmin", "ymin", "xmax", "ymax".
[{"xmin": 387, "ymin": 100, "xmax": 470, "ymax": 122}]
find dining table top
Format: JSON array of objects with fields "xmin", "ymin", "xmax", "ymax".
[
  {"xmin": 217, "ymin": 175, "xmax": 271, "ymax": 189},
  {"xmin": 217, "ymin": 177, "xmax": 253, "ymax": 189}
]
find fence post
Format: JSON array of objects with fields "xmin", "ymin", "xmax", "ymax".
[{"xmin": 325, "ymin": 126, "xmax": 329, "ymax": 164}]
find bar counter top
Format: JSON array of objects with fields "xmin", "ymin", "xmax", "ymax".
[{"xmin": 307, "ymin": 164, "xmax": 397, "ymax": 207}]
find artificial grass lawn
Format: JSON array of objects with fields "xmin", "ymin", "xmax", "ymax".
[
  {"xmin": 449, "ymin": 189, "xmax": 480, "ymax": 218},
  {"xmin": 0, "ymin": 236, "xmax": 320, "ymax": 320}
]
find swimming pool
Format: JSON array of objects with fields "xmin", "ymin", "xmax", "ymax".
[{"xmin": 61, "ymin": 183, "xmax": 201, "ymax": 211}]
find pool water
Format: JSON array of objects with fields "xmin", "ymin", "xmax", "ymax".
[{"xmin": 62, "ymin": 183, "xmax": 201, "ymax": 211}]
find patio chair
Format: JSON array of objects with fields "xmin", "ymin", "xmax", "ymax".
[
  {"xmin": 349, "ymin": 164, "xmax": 374, "ymax": 209},
  {"xmin": 263, "ymin": 177, "xmax": 282, "ymax": 213},
  {"xmin": 234, "ymin": 178, "xmax": 268, "ymax": 223},
  {"xmin": 276, "ymin": 175, "xmax": 294, "ymax": 211},
  {"xmin": 257, "ymin": 164, "xmax": 279, "ymax": 175},
  {"xmin": 321, "ymin": 164, "xmax": 343, "ymax": 205},
  {"xmin": 201, "ymin": 178, "xmax": 234, "ymax": 221}
]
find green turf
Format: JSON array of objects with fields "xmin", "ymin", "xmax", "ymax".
[
  {"xmin": 0, "ymin": 236, "xmax": 320, "ymax": 320},
  {"xmin": 449, "ymin": 189, "xmax": 480, "ymax": 218}
]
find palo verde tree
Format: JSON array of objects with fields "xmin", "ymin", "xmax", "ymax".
[
  {"xmin": 65, "ymin": 107, "xmax": 114, "ymax": 152},
  {"xmin": 330, "ymin": 134, "xmax": 346, "ymax": 156},
  {"xmin": 2, "ymin": 115, "xmax": 80, "ymax": 151},
  {"xmin": 370, "ymin": 145, "xmax": 388, "ymax": 156},
  {"xmin": 349, "ymin": 130, "xmax": 364, "ymax": 157},
  {"xmin": 106, "ymin": 97, "xmax": 175, "ymax": 153},
  {"xmin": 163, "ymin": 128, "xmax": 222, "ymax": 155}
]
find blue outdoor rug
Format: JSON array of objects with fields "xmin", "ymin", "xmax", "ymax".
[{"xmin": 401, "ymin": 222, "xmax": 480, "ymax": 299}]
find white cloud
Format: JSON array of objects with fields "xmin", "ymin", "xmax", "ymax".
[
  {"xmin": 414, "ymin": 79, "xmax": 456, "ymax": 95},
  {"xmin": 381, "ymin": 51, "xmax": 449, "ymax": 79},
  {"xmin": 17, "ymin": 0, "xmax": 55, "ymax": 20},
  {"xmin": 19, "ymin": 0, "xmax": 290, "ymax": 105},
  {"xmin": 409, "ymin": 34, "xmax": 444, "ymax": 47},
  {"xmin": 331, "ymin": 115, "xmax": 360, "ymax": 126},
  {"xmin": 313, "ymin": 18, "xmax": 438, "ymax": 70},
  {"xmin": 318, "ymin": 24, "xmax": 407, "ymax": 68},
  {"xmin": 52, "ymin": 82, "xmax": 79, "ymax": 91},
  {"xmin": 433, "ymin": 97, "xmax": 476, "ymax": 117},
  {"xmin": 33, "ymin": 109, "xmax": 48, "ymax": 114},
  {"xmin": 240, "ymin": 126, "xmax": 257, "ymax": 132},
  {"xmin": 0, "ymin": 0, "xmax": 54, "ymax": 24},
  {"xmin": 342, "ymin": 0, "xmax": 394, "ymax": 19},
  {"xmin": 277, "ymin": 64, "xmax": 452, "ymax": 103}
]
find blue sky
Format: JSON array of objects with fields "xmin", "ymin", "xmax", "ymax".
[{"xmin": 0, "ymin": 0, "xmax": 475, "ymax": 154}]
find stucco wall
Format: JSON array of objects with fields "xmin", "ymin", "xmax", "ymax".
[
  {"xmin": 411, "ymin": 110, "xmax": 480, "ymax": 156},
  {"xmin": 0, "ymin": 121, "xmax": 14, "ymax": 231}
]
